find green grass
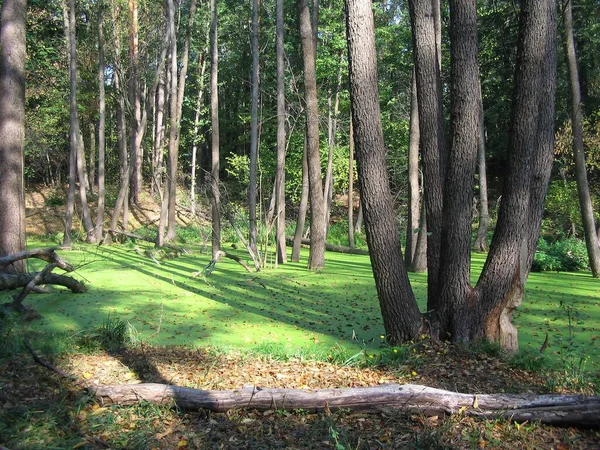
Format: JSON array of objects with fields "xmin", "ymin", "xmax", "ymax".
[{"xmin": 10, "ymin": 239, "xmax": 600, "ymax": 372}]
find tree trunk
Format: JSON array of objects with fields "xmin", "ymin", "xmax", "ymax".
[
  {"xmin": 433, "ymin": 0, "xmax": 480, "ymax": 342},
  {"xmin": 348, "ymin": 117, "xmax": 355, "ymax": 249},
  {"xmin": 409, "ymin": 0, "xmax": 447, "ymax": 314},
  {"xmin": 210, "ymin": 0, "xmax": 221, "ymax": 259},
  {"xmin": 249, "ymin": 0, "xmax": 260, "ymax": 262},
  {"xmin": 297, "ymin": 0, "xmax": 326, "ymax": 270},
  {"xmin": 275, "ymin": 0, "xmax": 287, "ymax": 264},
  {"xmin": 474, "ymin": 0, "xmax": 557, "ymax": 352},
  {"xmin": 473, "ymin": 80, "xmax": 490, "ymax": 252},
  {"xmin": 563, "ymin": 0, "xmax": 600, "ymax": 277},
  {"xmin": 346, "ymin": 0, "xmax": 421, "ymax": 344},
  {"xmin": 292, "ymin": 142, "xmax": 309, "ymax": 262},
  {"xmin": 411, "ymin": 202, "xmax": 428, "ymax": 273},
  {"xmin": 288, "ymin": 237, "xmax": 368, "ymax": 255},
  {"xmin": 190, "ymin": 52, "xmax": 207, "ymax": 218},
  {"xmin": 0, "ymin": 271, "xmax": 86, "ymax": 293},
  {"xmin": 128, "ymin": 0, "xmax": 142, "ymax": 205},
  {"xmin": 88, "ymin": 123, "xmax": 96, "ymax": 194},
  {"xmin": 95, "ymin": 1, "xmax": 107, "ymax": 242},
  {"xmin": 0, "ymin": 0, "xmax": 26, "ymax": 273},
  {"xmin": 152, "ymin": 70, "xmax": 166, "ymax": 196},
  {"xmin": 91, "ymin": 383, "xmax": 600, "ymax": 428},
  {"xmin": 405, "ymin": 68, "xmax": 420, "ymax": 268}
]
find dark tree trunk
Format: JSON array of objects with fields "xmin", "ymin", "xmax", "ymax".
[
  {"xmin": 297, "ymin": 0, "xmax": 326, "ymax": 270},
  {"xmin": 0, "ymin": 0, "xmax": 26, "ymax": 273},
  {"xmin": 346, "ymin": 0, "xmax": 421, "ymax": 343},
  {"xmin": 409, "ymin": 0, "xmax": 447, "ymax": 315},
  {"xmin": 433, "ymin": 0, "xmax": 480, "ymax": 342},
  {"xmin": 563, "ymin": 0, "xmax": 600, "ymax": 277},
  {"xmin": 474, "ymin": 0, "xmax": 557, "ymax": 352},
  {"xmin": 348, "ymin": 117, "xmax": 355, "ymax": 249},
  {"xmin": 248, "ymin": 0, "xmax": 260, "ymax": 262}
]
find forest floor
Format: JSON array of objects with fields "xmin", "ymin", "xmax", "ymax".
[{"xmin": 1, "ymin": 337, "xmax": 600, "ymax": 449}]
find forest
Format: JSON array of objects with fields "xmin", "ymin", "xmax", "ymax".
[{"xmin": 1, "ymin": 0, "xmax": 600, "ymax": 448}]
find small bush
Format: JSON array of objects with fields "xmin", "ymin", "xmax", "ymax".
[{"xmin": 532, "ymin": 237, "xmax": 589, "ymax": 272}]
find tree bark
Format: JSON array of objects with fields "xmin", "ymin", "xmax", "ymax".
[
  {"xmin": 405, "ymin": 68, "xmax": 420, "ymax": 268},
  {"xmin": 297, "ymin": 0, "xmax": 326, "ymax": 270},
  {"xmin": 95, "ymin": 0, "xmax": 107, "ymax": 242},
  {"xmin": 91, "ymin": 383, "xmax": 600, "ymax": 427},
  {"xmin": 210, "ymin": 0, "xmax": 221, "ymax": 259},
  {"xmin": 275, "ymin": 0, "xmax": 287, "ymax": 264},
  {"xmin": 475, "ymin": 0, "xmax": 557, "ymax": 352},
  {"xmin": 348, "ymin": 117, "xmax": 355, "ymax": 249},
  {"xmin": 190, "ymin": 51, "xmax": 208, "ymax": 218},
  {"xmin": 292, "ymin": 143, "xmax": 309, "ymax": 262},
  {"xmin": 0, "ymin": 0, "xmax": 26, "ymax": 273},
  {"xmin": 346, "ymin": 0, "xmax": 421, "ymax": 343},
  {"xmin": 409, "ymin": 0, "xmax": 447, "ymax": 314},
  {"xmin": 0, "ymin": 271, "xmax": 87, "ymax": 293},
  {"xmin": 248, "ymin": 0, "xmax": 261, "ymax": 263},
  {"xmin": 128, "ymin": 0, "xmax": 142, "ymax": 204},
  {"xmin": 563, "ymin": 0, "xmax": 600, "ymax": 277}
]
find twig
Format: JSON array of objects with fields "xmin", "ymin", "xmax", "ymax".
[{"xmin": 24, "ymin": 340, "xmax": 87, "ymax": 388}]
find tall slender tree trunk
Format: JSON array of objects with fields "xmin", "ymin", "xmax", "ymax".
[
  {"xmin": 405, "ymin": 68, "xmax": 420, "ymax": 267},
  {"xmin": 191, "ymin": 53, "xmax": 207, "ymax": 217},
  {"xmin": 152, "ymin": 70, "xmax": 166, "ymax": 196},
  {"xmin": 297, "ymin": 0, "xmax": 325, "ymax": 270},
  {"xmin": 249, "ymin": 0, "xmax": 261, "ymax": 262},
  {"xmin": 292, "ymin": 142, "xmax": 309, "ymax": 262},
  {"xmin": 563, "ymin": 0, "xmax": 600, "ymax": 277},
  {"xmin": 347, "ymin": 117, "xmax": 355, "ymax": 249},
  {"xmin": 63, "ymin": 0, "xmax": 95, "ymax": 243},
  {"xmin": 473, "ymin": 80, "xmax": 490, "ymax": 252},
  {"xmin": 210, "ymin": 0, "xmax": 221, "ymax": 258},
  {"xmin": 129, "ymin": 0, "xmax": 142, "ymax": 204},
  {"xmin": 275, "ymin": 0, "xmax": 287, "ymax": 264},
  {"xmin": 0, "ymin": 0, "xmax": 26, "ymax": 273},
  {"xmin": 88, "ymin": 123, "xmax": 96, "ymax": 193},
  {"xmin": 346, "ymin": 0, "xmax": 421, "ymax": 343},
  {"xmin": 95, "ymin": 0, "xmax": 106, "ymax": 242}
]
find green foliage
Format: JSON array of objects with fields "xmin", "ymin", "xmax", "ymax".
[
  {"xmin": 81, "ymin": 314, "xmax": 129, "ymax": 352},
  {"xmin": 541, "ymin": 181, "xmax": 582, "ymax": 239},
  {"xmin": 509, "ymin": 347, "xmax": 550, "ymax": 373},
  {"xmin": 326, "ymin": 220, "xmax": 368, "ymax": 249},
  {"xmin": 532, "ymin": 237, "xmax": 589, "ymax": 272}
]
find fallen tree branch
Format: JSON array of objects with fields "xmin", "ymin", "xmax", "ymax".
[
  {"xmin": 0, "ymin": 271, "xmax": 87, "ymax": 293},
  {"xmin": 90, "ymin": 383, "xmax": 600, "ymax": 427},
  {"xmin": 0, "ymin": 248, "xmax": 74, "ymax": 271},
  {"xmin": 11, "ymin": 263, "xmax": 57, "ymax": 308},
  {"xmin": 286, "ymin": 237, "xmax": 369, "ymax": 255},
  {"xmin": 108, "ymin": 229, "xmax": 188, "ymax": 253}
]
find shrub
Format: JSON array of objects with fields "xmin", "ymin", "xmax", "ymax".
[{"xmin": 531, "ymin": 237, "xmax": 589, "ymax": 272}]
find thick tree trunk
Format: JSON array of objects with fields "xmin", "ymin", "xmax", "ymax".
[
  {"xmin": 91, "ymin": 383, "xmax": 600, "ymax": 427},
  {"xmin": 297, "ymin": 0, "xmax": 326, "ymax": 270},
  {"xmin": 210, "ymin": 0, "xmax": 221, "ymax": 259},
  {"xmin": 128, "ymin": 0, "xmax": 142, "ymax": 205},
  {"xmin": 409, "ymin": 0, "xmax": 447, "ymax": 314},
  {"xmin": 275, "ymin": 0, "xmax": 287, "ymax": 265},
  {"xmin": 563, "ymin": 0, "xmax": 600, "ymax": 277},
  {"xmin": 434, "ymin": 0, "xmax": 481, "ymax": 342},
  {"xmin": 475, "ymin": 0, "xmax": 557, "ymax": 352},
  {"xmin": 292, "ymin": 144, "xmax": 309, "ymax": 262},
  {"xmin": 0, "ymin": 0, "xmax": 26, "ymax": 273},
  {"xmin": 346, "ymin": 0, "xmax": 421, "ymax": 344}
]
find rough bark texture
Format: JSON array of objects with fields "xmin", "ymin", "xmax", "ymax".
[
  {"xmin": 297, "ymin": 0, "xmax": 326, "ymax": 270},
  {"xmin": 346, "ymin": 0, "xmax": 420, "ymax": 343},
  {"xmin": 0, "ymin": 0, "xmax": 26, "ymax": 273},
  {"xmin": 0, "ymin": 272, "xmax": 86, "ymax": 293},
  {"xmin": 434, "ymin": 0, "xmax": 480, "ymax": 342},
  {"xmin": 248, "ymin": 0, "xmax": 260, "ymax": 262},
  {"xmin": 563, "ymin": 0, "xmax": 600, "ymax": 277},
  {"xmin": 475, "ymin": 0, "xmax": 557, "ymax": 352},
  {"xmin": 409, "ymin": 0, "xmax": 447, "ymax": 314},
  {"xmin": 347, "ymin": 117, "xmax": 355, "ymax": 248},
  {"xmin": 92, "ymin": 383, "xmax": 600, "ymax": 427}
]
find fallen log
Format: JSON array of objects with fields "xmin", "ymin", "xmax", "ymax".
[
  {"xmin": 107, "ymin": 229, "xmax": 187, "ymax": 253},
  {"xmin": 0, "ymin": 271, "xmax": 87, "ymax": 293},
  {"xmin": 0, "ymin": 248, "xmax": 74, "ymax": 271},
  {"xmin": 91, "ymin": 383, "xmax": 600, "ymax": 427},
  {"xmin": 286, "ymin": 237, "xmax": 369, "ymax": 255}
]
